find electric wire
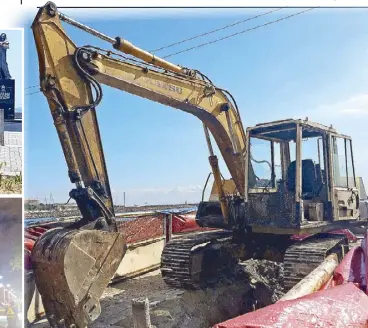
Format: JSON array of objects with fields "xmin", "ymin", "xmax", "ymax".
[
  {"xmin": 163, "ymin": 8, "xmax": 314, "ymax": 58},
  {"xmin": 25, "ymin": 90, "xmax": 42, "ymax": 96},
  {"xmin": 150, "ymin": 8, "xmax": 282, "ymax": 53},
  {"xmin": 25, "ymin": 84, "xmax": 40, "ymax": 90},
  {"xmin": 25, "ymin": 8, "xmax": 311, "ymax": 91}
]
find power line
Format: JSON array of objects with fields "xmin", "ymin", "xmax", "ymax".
[
  {"xmin": 150, "ymin": 8, "xmax": 282, "ymax": 53},
  {"xmin": 163, "ymin": 8, "xmax": 315, "ymax": 58},
  {"xmin": 24, "ymin": 7, "xmax": 313, "ymax": 91},
  {"xmin": 25, "ymin": 10, "xmax": 281, "ymax": 90},
  {"xmin": 25, "ymin": 90, "xmax": 41, "ymax": 96},
  {"xmin": 25, "ymin": 84, "xmax": 40, "ymax": 90}
]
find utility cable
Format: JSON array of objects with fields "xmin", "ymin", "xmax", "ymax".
[
  {"xmin": 24, "ymin": 8, "xmax": 313, "ymax": 89},
  {"xmin": 25, "ymin": 90, "xmax": 41, "ymax": 96},
  {"xmin": 150, "ymin": 8, "xmax": 282, "ymax": 52},
  {"xmin": 163, "ymin": 8, "xmax": 314, "ymax": 58},
  {"xmin": 25, "ymin": 84, "xmax": 40, "ymax": 90}
]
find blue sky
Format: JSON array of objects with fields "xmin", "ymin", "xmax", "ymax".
[
  {"xmin": 0, "ymin": 29, "xmax": 23, "ymax": 109},
  {"xmin": 24, "ymin": 8, "xmax": 368, "ymax": 205}
]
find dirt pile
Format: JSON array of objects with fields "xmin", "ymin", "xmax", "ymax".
[
  {"xmin": 90, "ymin": 259, "xmax": 284, "ymax": 328},
  {"xmin": 239, "ymin": 259, "xmax": 284, "ymax": 308}
]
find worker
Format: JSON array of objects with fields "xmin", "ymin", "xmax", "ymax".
[{"xmin": 6, "ymin": 300, "xmax": 19, "ymax": 328}]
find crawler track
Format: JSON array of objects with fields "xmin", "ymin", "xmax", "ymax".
[
  {"xmin": 161, "ymin": 230, "xmax": 234, "ymax": 289},
  {"xmin": 283, "ymin": 234, "xmax": 349, "ymax": 291}
]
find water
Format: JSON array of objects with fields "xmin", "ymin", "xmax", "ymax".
[
  {"xmin": 25, "ymin": 206, "xmax": 198, "ymax": 227},
  {"xmin": 24, "ymin": 217, "xmax": 60, "ymax": 227}
]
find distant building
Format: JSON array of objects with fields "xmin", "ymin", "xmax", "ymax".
[{"xmin": 53, "ymin": 202, "xmax": 78, "ymax": 212}]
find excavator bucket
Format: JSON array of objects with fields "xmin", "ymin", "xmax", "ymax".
[{"xmin": 31, "ymin": 227, "xmax": 127, "ymax": 328}]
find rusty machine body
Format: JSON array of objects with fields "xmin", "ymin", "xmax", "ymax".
[
  {"xmin": 31, "ymin": 3, "xmax": 367, "ymax": 327},
  {"xmin": 201, "ymin": 119, "xmax": 361, "ymax": 233}
]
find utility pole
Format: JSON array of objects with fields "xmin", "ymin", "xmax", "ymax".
[
  {"xmin": 50, "ymin": 193, "xmax": 54, "ymax": 205},
  {"xmin": 50, "ymin": 193, "xmax": 54, "ymax": 210}
]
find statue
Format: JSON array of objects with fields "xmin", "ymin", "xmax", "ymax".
[
  {"xmin": 0, "ymin": 33, "xmax": 12, "ymax": 80},
  {"xmin": 0, "ymin": 32, "xmax": 15, "ymax": 120}
]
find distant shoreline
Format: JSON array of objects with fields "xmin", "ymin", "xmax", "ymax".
[{"xmin": 25, "ymin": 203, "xmax": 199, "ymax": 219}]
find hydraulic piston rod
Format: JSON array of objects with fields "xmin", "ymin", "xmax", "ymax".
[{"xmin": 56, "ymin": 7, "xmax": 185, "ymax": 74}]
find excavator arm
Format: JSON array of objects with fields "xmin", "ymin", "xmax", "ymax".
[
  {"xmin": 87, "ymin": 49, "xmax": 246, "ymax": 194},
  {"xmin": 31, "ymin": 2, "xmax": 253, "ymax": 327}
]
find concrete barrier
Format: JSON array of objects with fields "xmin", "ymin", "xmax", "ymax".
[
  {"xmin": 27, "ymin": 237, "xmax": 166, "ymax": 323},
  {"xmin": 113, "ymin": 237, "xmax": 165, "ymax": 282},
  {"xmin": 26, "ymin": 210, "xmax": 197, "ymax": 323}
]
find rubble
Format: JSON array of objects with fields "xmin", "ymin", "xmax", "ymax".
[
  {"xmin": 89, "ymin": 259, "xmax": 284, "ymax": 328},
  {"xmin": 29, "ymin": 259, "xmax": 284, "ymax": 328}
]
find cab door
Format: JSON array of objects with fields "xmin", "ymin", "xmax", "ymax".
[{"xmin": 331, "ymin": 136, "xmax": 359, "ymax": 220}]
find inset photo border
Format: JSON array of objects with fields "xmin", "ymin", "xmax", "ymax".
[{"xmin": 0, "ymin": 28, "xmax": 23, "ymax": 195}]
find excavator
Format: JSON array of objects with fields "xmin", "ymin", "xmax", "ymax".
[{"xmin": 31, "ymin": 2, "xmax": 368, "ymax": 327}]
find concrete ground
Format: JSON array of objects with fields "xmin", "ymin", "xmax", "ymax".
[
  {"xmin": 27, "ymin": 260, "xmax": 284, "ymax": 328},
  {"xmin": 26, "ymin": 234, "xmax": 366, "ymax": 328}
]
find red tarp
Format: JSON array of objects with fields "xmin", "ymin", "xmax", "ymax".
[
  {"xmin": 24, "ymin": 213, "xmax": 203, "ymax": 246},
  {"xmin": 24, "ymin": 212, "xmax": 204, "ymax": 268},
  {"xmin": 214, "ymin": 234, "xmax": 368, "ymax": 328},
  {"xmin": 118, "ymin": 215, "xmax": 163, "ymax": 244},
  {"xmin": 364, "ymin": 234, "xmax": 368, "ymax": 295},
  {"xmin": 291, "ymin": 229, "xmax": 358, "ymax": 242},
  {"xmin": 213, "ymin": 283, "xmax": 368, "ymax": 328}
]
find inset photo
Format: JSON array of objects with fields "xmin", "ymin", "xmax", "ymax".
[
  {"xmin": 0, "ymin": 29, "xmax": 22, "ymax": 194},
  {"xmin": 0, "ymin": 198, "xmax": 22, "ymax": 327}
]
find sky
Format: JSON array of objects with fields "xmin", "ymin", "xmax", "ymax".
[
  {"xmin": 0, "ymin": 29, "xmax": 23, "ymax": 110},
  {"xmin": 23, "ymin": 8, "xmax": 368, "ymax": 205}
]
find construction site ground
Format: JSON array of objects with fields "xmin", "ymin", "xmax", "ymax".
[
  {"xmin": 29, "ymin": 259, "xmax": 284, "ymax": 328},
  {"xmin": 28, "ymin": 229, "xmax": 365, "ymax": 328}
]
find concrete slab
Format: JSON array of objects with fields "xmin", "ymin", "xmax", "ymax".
[{"xmin": 0, "ymin": 131, "xmax": 22, "ymax": 176}]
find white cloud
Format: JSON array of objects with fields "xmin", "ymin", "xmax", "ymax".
[
  {"xmin": 304, "ymin": 93, "xmax": 368, "ymax": 188},
  {"xmin": 311, "ymin": 94, "xmax": 368, "ymax": 119},
  {"xmin": 111, "ymin": 184, "xmax": 205, "ymax": 206}
]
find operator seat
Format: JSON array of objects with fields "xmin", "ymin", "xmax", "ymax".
[
  {"xmin": 287, "ymin": 159, "xmax": 318, "ymax": 199},
  {"xmin": 315, "ymin": 163, "xmax": 325, "ymax": 195}
]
